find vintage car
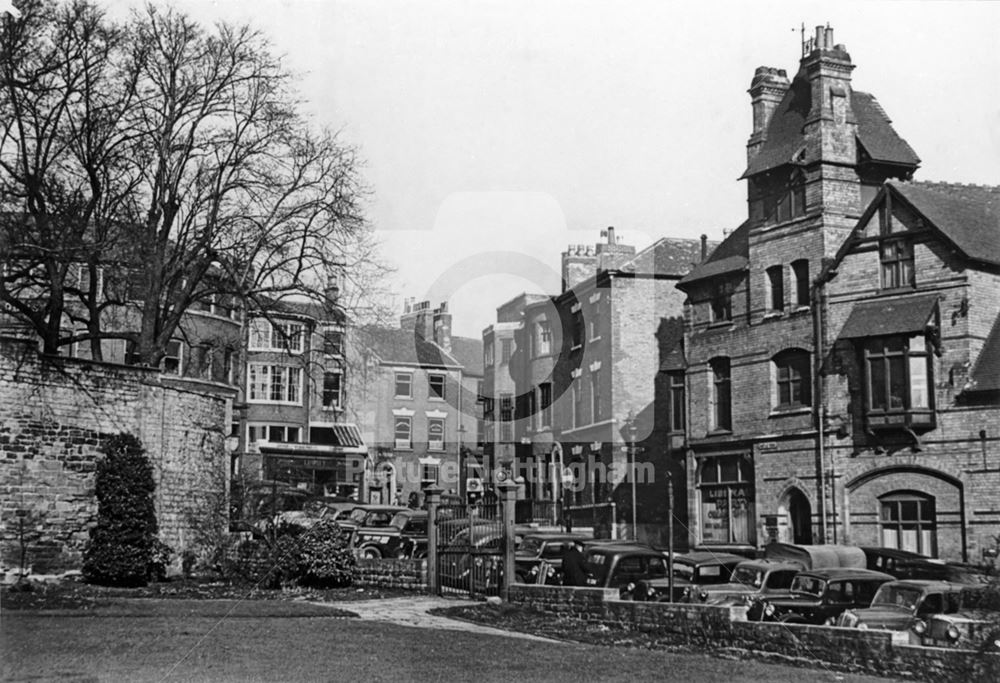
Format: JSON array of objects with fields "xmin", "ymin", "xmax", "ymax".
[
  {"xmin": 861, "ymin": 547, "xmax": 991, "ymax": 585},
  {"xmin": 582, "ymin": 543, "xmax": 670, "ymax": 598},
  {"xmin": 334, "ymin": 504, "xmax": 408, "ymax": 539},
  {"xmin": 514, "ymin": 531, "xmax": 592, "ymax": 584},
  {"xmin": 835, "ymin": 579, "xmax": 998, "ymax": 647},
  {"xmin": 691, "ymin": 558, "xmax": 802, "ymax": 606},
  {"xmin": 749, "ymin": 567, "xmax": 894, "ymax": 624},
  {"xmin": 353, "ymin": 509, "xmax": 429, "ymax": 559},
  {"xmin": 634, "ymin": 551, "xmax": 745, "ymax": 602}
]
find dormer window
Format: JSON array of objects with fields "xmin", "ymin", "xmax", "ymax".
[{"xmin": 710, "ymin": 286, "xmax": 733, "ymax": 323}]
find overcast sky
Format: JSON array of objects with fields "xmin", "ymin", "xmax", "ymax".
[{"xmin": 108, "ymin": 0, "xmax": 1000, "ymax": 338}]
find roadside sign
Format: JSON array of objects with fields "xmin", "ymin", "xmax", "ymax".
[{"xmin": 466, "ymin": 477, "xmax": 484, "ymax": 493}]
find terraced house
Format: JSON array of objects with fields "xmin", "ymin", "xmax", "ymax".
[{"xmin": 672, "ymin": 26, "xmax": 1000, "ymax": 563}]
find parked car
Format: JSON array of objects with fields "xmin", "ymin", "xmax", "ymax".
[
  {"xmin": 691, "ymin": 558, "xmax": 802, "ymax": 606},
  {"xmin": 354, "ymin": 510, "xmax": 429, "ymax": 559},
  {"xmin": 334, "ymin": 505, "xmax": 408, "ymax": 539},
  {"xmin": 582, "ymin": 544, "xmax": 670, "ymax": 598},
  {"xmin": 438, "ymin": 525, "xmax": 505, "ymax": 592},
  {"xmin": 515, "ymin": 532, "xmax": 593, "ymax": 584},
  {"xmin": 634, "ymin": 551, "xmax": 745, "ymax": 602},
  {"xmin": 762, "ymin": 542, "xmax": 867, "ymax": 571},
  {"xmin": 835, "ymin": 579, "xmax": 997, "ymax": 647},
  {"xmin": 276, "ymin": 497, "xmax": 357, "ymax": 530},
  {"xmin": 748, "ymin": 568, "xmax": 894, "ymax": 624}
]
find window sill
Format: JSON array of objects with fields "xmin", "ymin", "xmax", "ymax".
[
  {"xmin": 570, "ymin": 344, "xmax": 583, "ymax": 352},
  {"xmin": 707, "ymin": 321, "xmax": 734, "ymax": 330},
  {"xmin": 589, "ymin": 336, "xmax": 602, "ymax": 343},
  {"xmin": 791, "ymin": 305, "xmax": 811, "ymax": 315},
  {"xmin": 247, "ymin": 400, "xmax": 303, "ymax": 406},
  {"xmin": 321, "ymin": 405, "xmax": 343, "ymax": 412},
  {"xmin": 762, "ymin": 311, "xmax": 784, "ymax": 321},
  {"xmin": 706, "ymin": 428, "xmax": 733, "ymax": 436},
  {"xmin": 769, "ymin": 406, "xmax": 812, "ymax": 418},
  {"xmin": 394, "ymin": 395, "xmax": 413, "ymax": 400}
]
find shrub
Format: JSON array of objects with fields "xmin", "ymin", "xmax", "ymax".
[
  {"xmin": 82, "ymin": 433, "xmax": 172, "ymax": 586},
  {"xmin": 226, "ymin": 519, "xmax": 356, "ymax": 589}
]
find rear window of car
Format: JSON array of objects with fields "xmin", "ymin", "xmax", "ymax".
[
  {"xmin": 541, "ymin": 542, "xmax": 568, "ymax": 559},
  {"xmin": 791, "ymin": 575, "xmax": 826, "ymax": 597}
]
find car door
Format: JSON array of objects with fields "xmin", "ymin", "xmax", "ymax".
[{"xmin": 608, "ymin": 555, "xmax": 646, "ymax": 589}]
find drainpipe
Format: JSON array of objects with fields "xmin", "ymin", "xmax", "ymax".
[{"xmin": 812, "ymin": 279, "xmax": 829, "ymax": 544}]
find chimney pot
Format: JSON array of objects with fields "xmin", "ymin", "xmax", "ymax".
[
  {"xmin": 815, "ymin": 25, "xmax": 825, "ymax": 49},
  {"xmin": 700, "ymin": 234, "xmax": 708, "ymax": 261},
  {"xmin": 607, "ymin": 226, "xmax": 616, "ymax": 245},
  {"xmin": 825, "ymin": 26, "xmax": 834, "ymax": 48}
]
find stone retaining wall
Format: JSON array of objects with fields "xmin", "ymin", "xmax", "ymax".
[
  {"xmin": 509, "ymin": 585, "xmax": 1000, "ymax": 682},
  {"xmin": 354, "ymin": 558, "xmax": 427, "ymax": 591},
  {"xmin": 0, "ymin": 338, "xmax": 231, "ymax": 575}
]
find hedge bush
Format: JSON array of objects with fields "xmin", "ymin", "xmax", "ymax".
[
  {"xmin": 82, "ymin": 433, "xmax": 172, "ymax": 586},
  {"xmin": 229, "ymin": 519, "xmax": 356, "ymax": 589}
]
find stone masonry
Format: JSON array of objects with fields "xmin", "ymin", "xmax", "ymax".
[{"xmin": 0, "ymin": 337, "xmax": 229, "ymax": 575}]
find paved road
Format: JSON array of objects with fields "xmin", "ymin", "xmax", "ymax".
[{"xmin": 3, "ymin": 598, "xmax": 902, "ymax": 682}]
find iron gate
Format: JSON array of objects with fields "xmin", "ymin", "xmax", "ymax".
[{"xmin": 435, "ymin": 501, "xmax": 505, "ymax": 597}]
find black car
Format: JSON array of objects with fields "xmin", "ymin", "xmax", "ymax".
[
  {"xmin": 582, "ymin": 544, "xmax": 670, "ymax": 598},
  {"xmin": 515, "ymin": 532, "xmax": 592, "ymax": 584},
  {"xmin": 635, "ymin": 551, "xmax": 745, "ymax": 602},
  {"xmin": 354, "ymin": 510, "xmax": 429, "ymax": 559},
  {"xmin": 749, "ymin": 567, "xmax": 894, "ymax": 624}
]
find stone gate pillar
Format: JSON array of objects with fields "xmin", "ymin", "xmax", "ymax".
[
  {"xmin": 498, "ymin": 478, "xmax": 517, "ymax": 602},
  {"xmin": 424, "ymin": 486, "xmax": 443, "ymax": 595}
]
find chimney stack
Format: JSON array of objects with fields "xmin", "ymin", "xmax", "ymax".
[
  {"xmin": 747, "ymin": 66, "xmax": 790, "ymax": 165},
  {"xmin": 700, "ymin": 234, "xmax": 708, "ymax": 261}
]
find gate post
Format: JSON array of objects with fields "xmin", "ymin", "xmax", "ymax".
[
  {"xmin": 424, "ymin": 486, "xmax": 443, "ymax": 595},
  {"xmin": 498, "ymin": 478, "xmax": 517, "ymax": 602}
]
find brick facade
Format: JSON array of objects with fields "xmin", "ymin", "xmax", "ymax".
[{"xmin": 0, "ymin": 337, "xmax": 231, "ymax": 575}]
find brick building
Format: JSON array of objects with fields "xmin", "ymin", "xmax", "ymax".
[
  {"xmin": 673, "ymin": 26, "xmax": 999, "ymax": 562},
  {"xmin": 484, "ymin": 228, "xmax": 709, "ymax": 542},
  {"xmin": 349, "ymin": 300, "xmax": 482, "ymax": 506}
]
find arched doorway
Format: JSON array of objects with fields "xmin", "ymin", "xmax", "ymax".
[{"xmin": 787, "ymin": 488, "xmax": 812, "ymax": 545}]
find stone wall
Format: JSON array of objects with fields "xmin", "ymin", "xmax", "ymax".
[
  {"xmin": 509, "ymin": 585, "xmax": 1000, "ymax": 681},
  {"xmin": 0, "ymin": 337, "xmax": 230, "ymax": 576},
  {"xmin": 354, "ymin": 558, "xmax": 427, "ymax": 591}
]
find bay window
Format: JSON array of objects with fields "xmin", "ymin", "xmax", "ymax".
[{"xmin": 864, "ymin": 334, "xmax": 934, "ymax": 429}]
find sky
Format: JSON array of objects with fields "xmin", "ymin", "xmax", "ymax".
[{"xmin": 104, "ymin": 0, "xmax": 1000, "ymax": 338}]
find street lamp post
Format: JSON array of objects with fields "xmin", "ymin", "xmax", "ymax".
[
  {"xmin": 625, "ymin": 410, "xmax": 638, "ymax": 542},
  {"xmin": 457, "ymin": 424, "xmax": 468, "ymax": 499}
]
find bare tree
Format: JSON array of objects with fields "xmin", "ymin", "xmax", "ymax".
[{"xmin": 1, "ymin": 1, "xmax": 388, "ymax": 364}]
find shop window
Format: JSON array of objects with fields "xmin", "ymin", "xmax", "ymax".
[
  {"xmin": 698, "ymin": 454, "xmax": 755, "ymax": 546},
  {"xmin": 880, "ymin": 491, "xmax": 936, "ymax": 556},
  {"xmin": 773, "ymin": 349, "xmax": 811, "ymax": 409}
]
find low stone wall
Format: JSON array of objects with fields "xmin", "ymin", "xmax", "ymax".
[
  {"xmin": 509, "ymin": 585, "xmax": 1000, "ymax": 682},
  {"xmin": 354, "ymin": 558, "xmax": 427, "ymax": 591}
]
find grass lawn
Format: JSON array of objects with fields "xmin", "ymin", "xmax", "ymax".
[{"xmin": 3, "ymin": 598, "xmax": 903, "ymax": 683}]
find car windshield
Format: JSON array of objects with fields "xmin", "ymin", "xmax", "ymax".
[
  {"xmin": 872, "ymin": 584, "xmax": 922, "ymax": 610},
  {"xmin": 389, "ymin": 512, "xmax": 411, "ymax": 529},
  {"xmin": 790, "ymin": 575, "xmax": 826, "ymax": 597},
  {"xmin": 731, "ymin": 567, "xmax": 765, "ymax": 588}
]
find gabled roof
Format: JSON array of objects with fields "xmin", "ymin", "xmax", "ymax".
[
  {"xmin": 741, "ymin": 66, "xmax": 919, "ymax": 178},
  {"xmin": 968, "ymin": 315, "xmax": 1000, "ymax": 393},
  {"xmin": 359, "ymin": 326, "xmax": 461, "ymax": 369},
  {"xmin": 888, "ymin": 180, "xmax": 1000, "ymax": 267},
  {"xmin": 618, "ymin": 237, "xmax": 712, "ymax": 278},
  {"xmin": 676, "ymin": 220, "xmax": 751, "ymax": 289}
]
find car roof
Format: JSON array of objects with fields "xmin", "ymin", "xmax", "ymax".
[
  {"xmin": 881, "ymin": 579, "xmax": 966, "ymax": 591},
  {"xmin": 586, "ymin": 544, "xmax": 664, "ymax": 558},
  {"xmin": 735, "ymin": 559, "xmax": 802, "ymax": 571},
  {"xmin": 522, "ymin": 532, "xmax": 591, "ymax": 541},
  {"xmin": 675, "ymin": 551, "xmax": 745, "ymax": 564},
  {"xmin": 797, "ymin": 568, "xmax": 895, "ymax": 580}
]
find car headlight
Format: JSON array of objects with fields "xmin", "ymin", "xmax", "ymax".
[
  {"xmin": 946, "ymin": 626, "xmax": 960, "ymax": 641},
  {"xmin": 699, "ymin": 591, "xmax": 708, "ymax": 601},
  {"xmin": 626, "ymin": 582, "xmax": 636, "ymax": 593},
  {"xmin": 912, "ymin": 619, "xmax": 927, "ymax": 635},
  {"xmin": 647, "ymin": 586, "xmax": 657, "ymax": 597},
  {"xmin": 823, "ymin": 617, "xmax": 836, "ymax": 626},
  {"xmin": 764, "ymin": 603, "xmax": 775, "ymax": 616},
  {"xmin": 530, "ymin": 566, "xmax": 539, "ymax": 575}
]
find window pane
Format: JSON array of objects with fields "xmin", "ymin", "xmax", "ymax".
[
  {"xmin": 870, "ymin": 358, "xmax": 887, "ymax": 410},
  {"xmin": 888, "ymin": 356, "xmax": 906, "ymax": 409},
  {"xmin": 909, "ymin": 356, "xmax": 929, "ymax": 408}
]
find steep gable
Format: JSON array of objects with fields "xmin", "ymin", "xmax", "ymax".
[{"xmin": 676, "ymin": 221, "xmax": 751, "ymax": 289}]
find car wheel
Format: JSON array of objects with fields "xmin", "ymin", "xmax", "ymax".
[{"xmin": 359, "ymin": 546, "xmax": 382, "ymax": 560}]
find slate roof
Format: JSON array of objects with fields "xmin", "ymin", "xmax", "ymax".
[
  {"xmin": 838, "ymin": 293, "xmax": 939, "ymax": 339},
  {"xmin": 676, "ymin": 221, "xmax": 752, "ymax": 288},
  {"xmin": 358, "ymin": 326, "xmax": 461, "ymax": 368},
  {"xmin": 889, "ymin": 181, "xmax": 1000, "ymax": 267},
  {"xmin": 619, "ymin": 237, "xmax": 714, "ymax": 278},
  {"xmin": 969, "ymin": 315, "xmax": 1000, "ymax": 393},
  {"xmin": 741, "ymin": 65, "xmax": 919, "ymax": 178}
]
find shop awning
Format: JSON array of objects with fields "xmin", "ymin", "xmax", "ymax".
[
  {"xmin": 838, "ymin": 294, "xmax": 939, "ymax": 339},
  {"xmin": 259, "ymin": 423, "xmax": 367, "ymax": 457}
]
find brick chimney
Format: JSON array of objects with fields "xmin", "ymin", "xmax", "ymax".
[
  {"xmin": 747, "ymin": 66, "xmax": 790, "ymax": 166},
  {"xmin": 801, "ymin": 24, "xmax": 859, "ymax": 213},
  {"xmin": 595, "ymin": 226, "xmax": 636, "ymax": 272},
  {"xmin": 561, "ymin": 243, "xmax": 597, "ymax": 292},
  {"xmin": 400, "ymin": 299, "xmax": 434, "ymax": 339},
  {"xmin": 432, "ymin": 301, "xmax": 452, "ymax": 352}
]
